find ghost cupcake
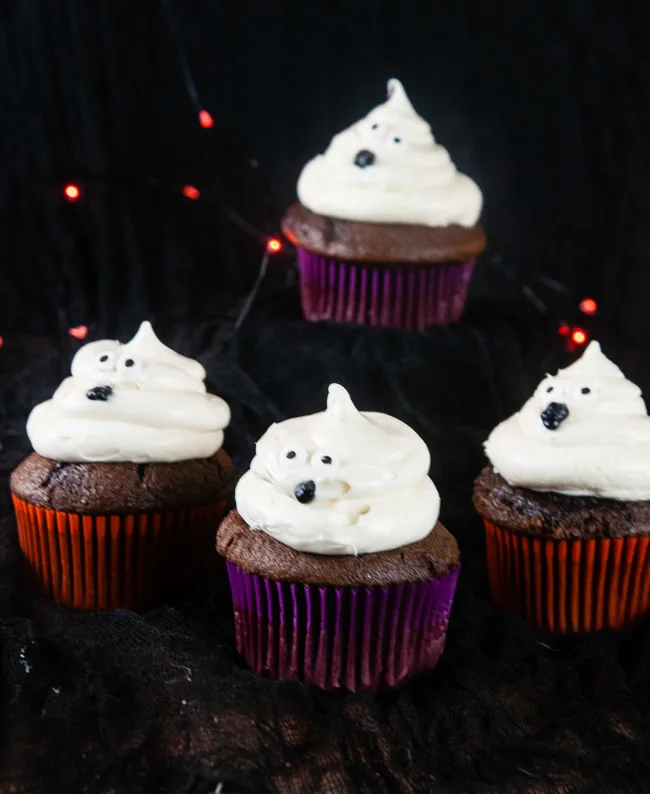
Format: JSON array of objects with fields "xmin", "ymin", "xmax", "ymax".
[
  {"xmin": 282, "ymin": 78, "xmax": 486, "ymax": 330},
  {"xmin": 10, "ymin": 321, "xmax": 234, "ymax": 611},
  {"xmin": 216, "ymin": 384, "xmax": 460, "ymax": 692},
  {"xmin": 473, "ymin": 341, "xmax": 650, "ymax": 633}
]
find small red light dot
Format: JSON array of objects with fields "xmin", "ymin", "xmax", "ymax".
[
  {"xmin": 579, "ymin": 298, "xmax": 598, "ymax": 315},
  {"xmin": 64, "ymin": 184, "xmax": 80, "ymax": 201},
  {"xmin": 267, "ymin": 238, "xmax": 282, "ymax": 253},
  {"xmin": 558, "ymin": 324, "xmax": 570, "ymax": 336},
  {"xmin": 68, "ymin": 325, "xmax": 88, "ymax": 340},
  {"xmin": 0, "ymin": 336, "xmax": 4, "ymax": 348},
  {"xmin": 199, "ymin": 110, "xmax": 214, "ymax": 129},
  {"xmin": 182, "ymin": 185, "xmax": 200, "ymax": 200},
  {"xmin": 572, "ymin": 328, "xmax": 587, "ymax": 345}
]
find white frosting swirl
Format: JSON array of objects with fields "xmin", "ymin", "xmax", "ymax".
[
  {"xmin": 297, "ymin": 78, "xmax": 482, "ymax": 228},
  {"xmin": 235, "ymin": 384, "xmax": 440, "ymax": 555},
  {"xmin": 27, "ymin": 321, "xmax": 230, "ymax": 463},
  {"xmin": 485, "ymin": 341, "xmax": 650, "ymax": 500}
]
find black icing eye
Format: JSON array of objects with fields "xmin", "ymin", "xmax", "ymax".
[
  {"xmin": 371, "ymin": 123, "xmax": 379, "ymax": 130},
  {"xmin": 286, "ymin": 450, "xmax": 296, "ymax": 459},
  {"xmin": 581, "ymin": 387, "xmax": 591, "ymax": 394},
  {"xmin": 393, "ymin": 136, "xmax": 401, "ymax": 144},
  {"xmin": 311, "ymin": 451, "xmax": 340, "ymax": 471},
  {"xmin": 96, "ymin": 350, "xmax": 117, "ymax": 371},
  {"xmin": 546, "ymin": 386, "xmax": 554, "ymax": 393},
  {"xmin": 116, "ymin": 354, "xmax": 142, "ymax": 375}
]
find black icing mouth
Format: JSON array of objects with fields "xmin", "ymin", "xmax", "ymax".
[
  {"xmin": 354, "ymin": 149, "xmax": 376, "ymax": 168},
  {"xmin": 86, "ymin": 385, "xmax": 113, "ymax": 402},
  {"xmin": 540, "ymin": 401, "xmax": 569, "ymax": 430},
  {"xmin": 294, "ymin": 480, "xmax": 316, "ymax": 504}
]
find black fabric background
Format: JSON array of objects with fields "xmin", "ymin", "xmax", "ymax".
[{"xmin": 3, "ymin": 2, "xmax": 650, "ymax": 792}]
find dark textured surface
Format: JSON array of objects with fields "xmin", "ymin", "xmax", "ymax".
[
  {"xmin": 3, "ymin": 1, "xmax": 650, "ymax": 792},
  {"xmin": 2, "ymin": 315, "xmax": 650, "ymax": 793},
  {"xmin": 10, "ymin": 450, "xmax": 236, "ymax": 515},
  {"xmin": 473, "ymin": 464, "xmax": 650, "ymax": 540},
  {"xmin": 217, "ymin": 510, "xmax": 459, "ymax": 587},
  {"xmin": 282, "ymin": 203, "xmax": 487, "ymax": 264}
]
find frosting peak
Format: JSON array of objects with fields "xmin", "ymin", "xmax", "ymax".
[
  {"xmin": 235, "ymin": 384, "xmax": 440, "ymax": 555},
  {"xmin": 27, "ymin": 322, "xmax": 230, "ymax": 463},
  {"xmin": 297, "ymin": 78, "xmax": 483, "ymax": 228},
  {"xmin": 484, "ymin": 341, "xmax": 650, "ymax": 500}
]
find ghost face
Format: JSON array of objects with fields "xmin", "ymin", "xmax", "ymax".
[
  {"xmin": 518, "ymin": 370, "xmax": 646, "ymax": 436},
  {"xmin": 69, "ymin": 338, "xmax": 205, "ymax": 401},
  {"xmin": 249, "ymin": 414, "xmax": 417, "ymax": 506},
  {"xmin": 321, "ymin": 79, "xmax": 452, "ymax": 182},
  {"xmin": 326, "ymin": 110, "xmax": 447, "ymax": 178}
]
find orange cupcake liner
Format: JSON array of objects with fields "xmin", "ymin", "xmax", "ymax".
[
  {"xmin": 483, "ymin": 520, "xmax": 650, "ymax": 633},
  {"xmin": 12, "ymin": 495, "xmax": 226, "ymax": 611}
]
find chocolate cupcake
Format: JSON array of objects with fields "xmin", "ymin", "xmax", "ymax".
[
  {"xmin": 473, "ymin": 341, "xmax": 650, "ymax": 632},
  {"xmin": 217, "ymin": 384, "xmax": 460, "ymax": 692},
  {"xmin": 11, "ymin": 322, "xmax": 234, "ymax": 611},
  {"xmin": 282, "ymin": 79, "xmax": 486, "ymax": 330}
]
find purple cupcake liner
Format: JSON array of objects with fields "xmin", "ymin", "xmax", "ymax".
[
  {"xmin": 226, "ymin": 561, "xmax": 460, "ymax": 692},
  {"xmin": 296, "ymin": 247, "xmax": 475, "ymax": 330}
]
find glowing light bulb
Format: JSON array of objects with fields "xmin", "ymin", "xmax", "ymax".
[
  {"xmin": 199, "ymin": 110, "xmax": 214, "ymax": 129},
  {"xmin": 558, "ymin": 324, "xmax": 570, "ymax": 336},
  {"xmin": 68, "ymin": 325, "xmax": 88, "ymax": 340},
  {"xmin": 64, "ymin": 184, "xmax": 80, "ymax": 201},
  {"xmin": 266, "ymin": 238, "xmax": 282, "ymax": 253},
  {"xmin": 579, "ymin": 298, "xmax": 598, "ymax": 315},
  {"xmin": 0, "ymin": 336, "xmax": 4, "ymax": 348},
  {"xmin": 571, "ymin": 328, "xmax": 587, "ymax": 345},
  {"xmin": 182, "ymin": 185, "xmax": 200, "ymax": 200}
]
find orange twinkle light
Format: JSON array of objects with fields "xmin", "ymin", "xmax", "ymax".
[
  {"xmin": 199, "ymin": 109, "xmax": 214, "ymax": 129},
  {"xmin": 182, "ymin": 185, "xmax": 200, "ymax": 200},
  {"xmin": 558, "ymin": 324, "xmax": 570, "ymax": 336},
  {"xmin": 571, "ymin": 328, "xmax": 587, "ymax": 345},
  {"xmin": 64, "ymin": 184, "xmax": 80, "ymax": 201},
  {"xmin": 266, "ymin": 238, "xmax": 282, "ymax": 253},
  {"xmin": 68, "ymin": 325, "xmax": 88, "ymax": 340},
  {"xmin": 579, "ymin": 297, "xmax": 598, "ymax": 315}
]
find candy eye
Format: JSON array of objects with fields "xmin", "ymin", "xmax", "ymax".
[
  {"xmin": 278, "ymin": 445, "xmax": 308, "ymax": 468},
  {"xmin": 96, "ymin": 351, "xmax": 117, "ymax": 371},
  {"xmin": 311, "ymin": 451, "xmax": 341, "ymax": 471},
  {"xmin": 117, "ymin": 354, "xmax": 142, "ymax": 376},
  {"xmin": 369, "ymin": 121, "xmax": 382, "ymax": 134}
]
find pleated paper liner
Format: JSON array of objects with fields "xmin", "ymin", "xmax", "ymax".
[
  {"xmin": 296, "ymin": 248, "xmax": 475, "ymax": 330},
  {"xmin": 226, "ymin": 561, "xmax": 459, "ymax": 693},
  {"xmin": 483, "ymin": 520, "xmax": 650, "ymax": 633},
  {"xmin": 12, "ymin": 495, "xmax": 226, "ymax": 611}
]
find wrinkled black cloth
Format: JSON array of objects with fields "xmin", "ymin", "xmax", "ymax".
[
  {"xmin": 2, "ymin": 301, "xmax": 650, "ymax": 794},
  {"xmin": 3, "ymin": 0, "xmax": 650, "ymax": 346}
]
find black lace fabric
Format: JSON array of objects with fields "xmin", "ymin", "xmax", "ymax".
[{"xmin": 2, "ymin": 314, "xmax": 650, "ymax": 794}]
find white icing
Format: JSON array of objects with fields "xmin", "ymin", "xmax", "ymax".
[
  {"xmin": 297, "ymin": 78, "xmax": 483, "ymax": 228},
  {"xmin": 484, "ymin": 341, "xmax": 650, "ymax": 500},
  {"xmin": 235, "ymin": 384, "xmax": 440, "ymax": 555},
  {"xmin": 27, "ymin": 321, "xmax": 230, "ymax": 463}
]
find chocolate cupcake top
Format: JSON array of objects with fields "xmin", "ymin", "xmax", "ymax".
[
  {"xmin": 218, "ymin": 510, "xmax": 458, "ymax": 587},
  {"xmin": 484, "ymin": 341, "xmax": 650, "ymax": 501},
  {"xmin": 27, "ymin": 322, "xmax": 230, "ymax": 463},
  {"xmin": 235, "ymin": 384, "xmax": 440, "ymax": 555},
  {"xmin": 297, "ymin": 78, "xmax": 483, "ymax": 229}
]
